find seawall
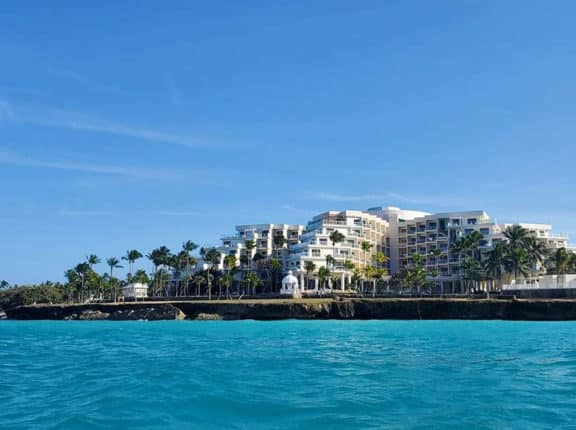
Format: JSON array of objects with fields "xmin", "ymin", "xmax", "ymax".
[{"xmin": 6, "ymin": 298, "xmax": 576, "ymax": 321}]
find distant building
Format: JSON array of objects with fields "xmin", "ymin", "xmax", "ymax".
[
  {"xmin": 122, "ymin": 283, "xmax": 148, "ymax": 299},
  {"xmin": 217, "ymin": 223, "xmax": 305, "ymax": 271},
  {"xmin": 288, "ymin": 210, "xmax": 390, "ymax": 290}
]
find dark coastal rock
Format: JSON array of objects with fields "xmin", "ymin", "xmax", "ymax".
[
  {"xmin": 7, "ymin": 299, "xmax": 576, "ymax": 321},
  {"xmin": 7, "ymin": 303, "xmax": 187, "ymax": 321}
]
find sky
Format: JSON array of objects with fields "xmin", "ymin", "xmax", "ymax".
[{"xmin": 1, "ymin": 0, "xmax": 575, "ymax": 284}]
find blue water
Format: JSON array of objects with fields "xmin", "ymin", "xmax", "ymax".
[{"xmin": 1, "ymin": 321, "xmax": 576, "ymax": 430}]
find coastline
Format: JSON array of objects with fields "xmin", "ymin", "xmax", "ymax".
[{"xmin": 6, "ymin": 298, "xmax": 576, "ymax": 321}]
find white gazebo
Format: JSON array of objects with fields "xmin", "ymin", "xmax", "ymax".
[
  {"xmin": 280, "ymin": 271, "xmax": 301, "ymax": 298},
  {"xmin": 122, "ymin": 283, "xmax": 149, "ymax": 300}
]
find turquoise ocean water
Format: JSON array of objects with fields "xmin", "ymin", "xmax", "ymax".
[{"xmin": 1, "ymin": 320, "xmax": 576, "ymax": 429}]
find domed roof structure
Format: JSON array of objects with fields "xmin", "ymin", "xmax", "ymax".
[
  {"xmin": 282, "ymin": 270, "xmax": 298, "ymax": 287},
  {"xmin": 280, "ymin": 271, "xmax": 300, "ymax": 297}
]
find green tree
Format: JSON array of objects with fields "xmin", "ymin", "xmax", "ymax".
[
  {"xmin": 484, "ymin": 241, "xmax": 507, "ymax": 290},
  {"xmin": 122, "ymin": 249, "xmax": 143, "ymax": 279},
  {"xmin": 304, "ymin": 261, "xmax": 316, "ymax": 290},
  {"xmin": 106, "ymin": 257, "xmax": 123, "ymax": 302},
  {"xmin": 317, "ymin": 266, "xmax": 331, "ymax": 291},
  {"xmin": 86, "ymin": 254, "xmax": 101, "ymax": 270},
  {"xmin": 360, "ymin": 240, "xmax": 373, "ymax": 292}
]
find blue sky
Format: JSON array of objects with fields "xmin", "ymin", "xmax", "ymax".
[{"xmin": 1, "ymin": 0, "xmax": 575, "ymax": 284}]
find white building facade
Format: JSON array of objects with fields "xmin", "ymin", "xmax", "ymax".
[{"xmin": 288, "ymin": 210, "xmax": 389, "ymax": 291}]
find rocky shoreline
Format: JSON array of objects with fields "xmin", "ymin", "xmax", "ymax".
[{"xmin": 5, "ymin": 298, "xmax": 576, "ymax": 321}]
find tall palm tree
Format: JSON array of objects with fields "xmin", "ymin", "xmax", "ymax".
[
  {"xmin": 504, "ymin": 225, "xmax": 529, "ymax": 249},
  {"xmin": 317, "ymin": 266, "xmax": 331, "ymax": 291},
  {"xmin": 223, "ymin": 255, "xmax": 237, "ymax": 298},
  {"xmin": 273, "ymin": 234, "xmax": 286, "ymax": 259},
  {"xmin": 484, "ymin": 241, "xmax": 507, "ymax": 290},
  {"xmin": 504, "ymin": 248, "xmax": 531, "ymax": 281},
  {"xmin": 304, "ymin": 261, "xmax": 316, "ymax": 290},
  {"xmin": 360, "ymin": 240, "xmax": 373, "ymax": 293},
  {"xmin": 193, "ymin": 273, "xmax": 206, "ymax": 297},
  {"xmin": 269, "ymin": 257, "xmax": 282, "ymax": 292},
  {"xmin": 202, "ymin": 247, "xmax": 220, "ymax": 300},
  {"xmin": 86, "ymin": 254, "xmax": 101, "ymax": 270},
  {"xmin": 524, "ymin": 237, "xmax": 548, "ymax": 275},
  {"xmin": 122, "ymin": 249, "xmax": 143, "ymax": 280},
  {"xmin": 181, "ymin": 241, "xmax": 198, "ymax": 296},
  {"xmin": 450, "ymin": 238, "xmax": 467, "ymax": 293},
  {"xmin": 547, "ymin": 248, "xmax": 571, "ymax": 276},
  {"xmin": 329, "ymin": 231, "xmax": 346, "ymax": 273},
  {"xmin": 147, "ymin": 247, "xmax": 171, "ymax": 296},
  {"xmin": 106, "ymin": 257, "xmax": 123, "ymax": 302}
]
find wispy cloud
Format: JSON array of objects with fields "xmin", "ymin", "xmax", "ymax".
[
  {"xmin": 308, "ymin": 191, "xmax": 475, "ymax": 208},
  {"xmin": 45, "ymin": 66, "xmax": 125, "ymax": 94},
  {"xmin": 0, "ymin": 147, "xmax": 185, "ymax": 179},
  {"xmin": 0, "ymin": 99, "xmax": 226, "ymax": 149},
  {"xmin": 59, "ymin": 209, "xmax": 216, "ymax": 217}
]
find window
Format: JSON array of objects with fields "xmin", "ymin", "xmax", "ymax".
[
  {"xmin": 319, "ymin": 238, "xmax": 328, "ymax": 245},
  {"xmin": 452, "ymin": 219, "xmax": 460, "ymax": 226},
  {"xmin": 467, "ymin": 218, "xmax": 477, "ymax": 225},
  {"xmin": 311, "ymin": 249, "xmax": 320, "ymax": 257},
  {"xmin": 480, "ymin": 228, "xmax": 490, "ymax": 235}
]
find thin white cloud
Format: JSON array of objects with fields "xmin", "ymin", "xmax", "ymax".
[
  {"xmin": 0, "ymin": 100, "xmax": 226, "ymax": 149},
  {"xmin": 59, "ymin": 209, "xmax": 215, "ymax": 217},
  {"xmin": 0, "ymin": 147, "xmax": 185, "ymax": 179},
  {"xmin": 45, "ymin": 67, "xmax": 124, "ymax": 94},
  {"xmin": 308, "ymin": 191, "xmax": 475, "ymax": 208}
]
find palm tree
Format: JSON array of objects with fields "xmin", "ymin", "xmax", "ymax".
[
  {"xmin": 0, "ymin": 280, "xmax": 9, "ymax": 290},
  {"xmin": 122, "ymin": 250, "xmax": 143, "ymax": 280},
  {"xmin": 244, "ymin": 271, "xmax": 263, "ymax": 296},
  {"xmin": 180, "ymin": 241, "xmax": 198, "ymax": 295},
  {"xmin": 147, "ymin": 247, "xmax": 171, "ymax": 296},
  {"xmin": 450, "ymin": 238, "xmax": 467, "ymax": 293},
  {"xmin": 74, "ymin": 262, "xmax": 91, "ymax": 303},
  {"xmin": 223, "ymin": 255, "xmax": 237, "ymax": 298},
  {"xmin": 504, "ymin": 225, "xmax": 529, "ymax": 249},
  {"xmin": 269, "ymin": 258, "xmax": 282, "ymax": 292},
  {"xmin": 317, "ymin": 266, "xmax": 331, "ymax": 291},
  {"xmin": 273, "ymin": 234, "xmax": 286, "ymax": 259},
  {"xmin": 86, "ymin": 254, "xmax": 101, "ymax": 270},
  {"xmin": 304, "ymin": 261, "xmax": 316, "ymax": 290},
  {"xmin": 547, "ymin": 248, "xmax": 571, "ymax": 276},
  {"xmin": 244, "ymin": 239, "xmax": 256, "ymax": 269},
  {"xmin": 524, "ymin": 237, "xmax": 548, "ymax": 275},
  {"xmin": 193, "ymin": 273, "xmax": 207, "ymax": 297},
  {"xmin": 484, "ymin": 241, "xmax": 507, "ymax": 290},
  {"xmin": 106, "ymin": 257, "xmax": 123, "ymax": 302},
  {"xmin": 202, "ymin": 247, "xmax": 220, "ymax": 300},
  {"xmin": 406, "ymin": 253, "xmax": 427, "ymax": 295},
  {"xmin": 372, "ymin": 252, "xmax": 389, "ymax": 296},
  {"xmin": 343, "ymin": 259, "xmax": 355, "ymax": 291},
  {"xmin": 360, "ymin": 240, "xmax": 373, "ymax": 293},
  {"xmin": 329, "ymin": 230, "xmax": 345, "ymax": 271},
  {"xmin": 504, "ymin": 247, "xmax": 531, "ymax": 281}
]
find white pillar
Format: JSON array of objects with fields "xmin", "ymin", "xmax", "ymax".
[
  {"xmin": 341, "ymin": 272, "xmax": 345, "ymax": 291},
  {"xmin": 299, "ymin": 272, "xmax": 305, "ymax": 291},
  {"xmin": 314, "ymin": 278, "xmax": 319, "ymax": 291}
]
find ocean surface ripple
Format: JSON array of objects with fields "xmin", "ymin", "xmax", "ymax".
[{"xmin": 1, "ymin": 320, "xmax": 576, "ymax": 429}]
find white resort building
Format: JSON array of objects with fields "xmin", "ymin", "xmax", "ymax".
[
  {"xmin": 288, "ymin": 210, "xmax": 389, "ymax": 291},
  {"xmin": 182, "ymin": 204, "xmax": 572, "ymax": 293},
  {"xmin": 216, "ymin": 223, "xmax": 305, "ymax": 271}
]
